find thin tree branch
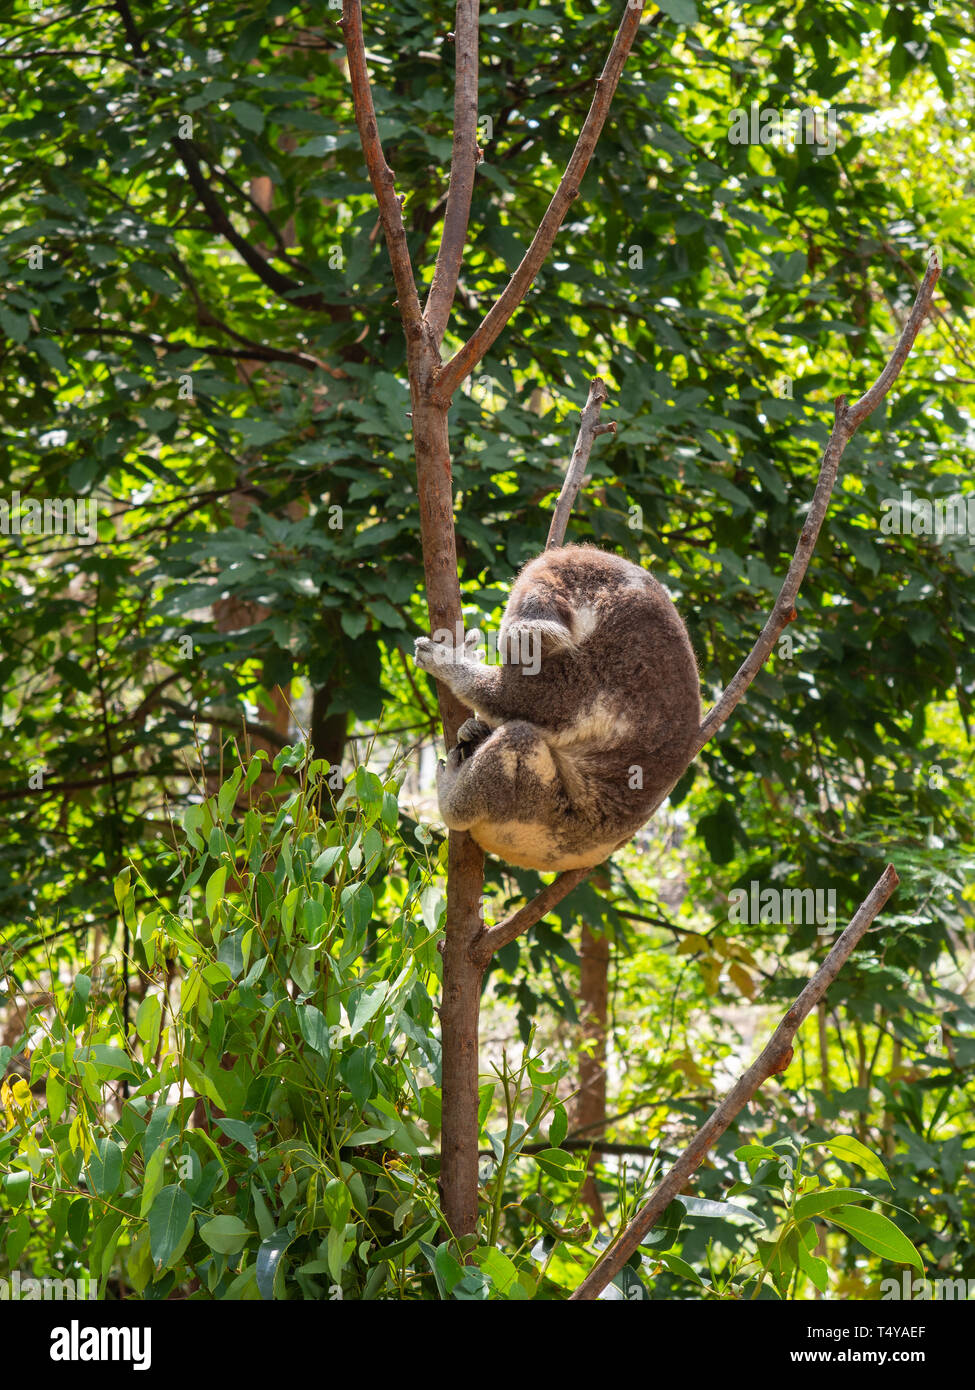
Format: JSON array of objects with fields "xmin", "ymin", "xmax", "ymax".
[
  {"xmin": 153, "ymin": 699, "xmax": 290, "ymax": 751},
  {"xmin": 569, "ymin": 863, "xmax": 900, "ymax": 1300},
  {"xmin": 341, "ymin": 0, "xmax": 425, "ymax": 347},
  {"xmin": 473, "ymin": 866, "xmax": 589, "ymax": 964},
  {"xmin": 173, "ymin": 138, "xmax": 334, "ymax": 312},
  {"xmin": 0, "ymin": 769, "xmax": 153, "ymax": 803},
  {"xmin": 424, "ymin": 0, "xmax": 480, "ymax": 345},
  {"xmin": 546, "ymin": 377, "xmax": 615, "ymax": 549},
  {"xmin": 434, "ymin": 1, "xmax": 649, "ymax": 401},
  {"xmin": 697, "ymin": 249, "xmax": 941, "ymax": 751},
  {"xmin": 73, "ymin": 325, "xmax": 345, "ymax": 376},
  {"xmin": 111, "ymin": 0, "xmax": 338, "ymax": 315},
  {"xmin": 480, "ymin": 1139, "xmax": 664, "ymax": 1159}
]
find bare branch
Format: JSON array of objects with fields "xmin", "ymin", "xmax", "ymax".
[
  {"xmin": 569, "ymin": 864, "xmax": 900, "ymax": 1300},
  {"xmin": 434, "ymin": 0, "xmax": 647, "ymax": 401},
  {"xmin": 341, "ymin": 1, "xmax": 424, "ymax": 345},
  {"xmin": 546, "ymin": 377, "xmax": 615, "ymax": 550},
  {"xmin": 697, "ymin": 250, "xmax": 941, "ymax": 751},
  {"xmin": 425, "ymin": 1, "xmax": 480, "ymax": 345}
]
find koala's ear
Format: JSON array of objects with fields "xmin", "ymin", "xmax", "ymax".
[
  {"xmin": 500, "ymin": 581, "xmax": 577, "ymax": 664},
  {"xmin": 499, "ymin": 617, "xmax": 575, "ymax": 664}
]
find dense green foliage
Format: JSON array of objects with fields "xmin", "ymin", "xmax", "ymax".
[{"xmin": 2, "ymin": 0, "xmax": 973, "ymax": 1298}]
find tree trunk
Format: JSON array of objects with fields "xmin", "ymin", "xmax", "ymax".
[
  {"xmin": 310, "ymin": 687, "xmax": 349, "ymax": 770},
  {"xmin": 574, "ymin": 923, "xmax": 610, "ymax": 1224}
]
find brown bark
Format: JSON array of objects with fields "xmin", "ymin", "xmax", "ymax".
[
  {"xmin": 574, "ymin": 923, "xmax": 611, "ymax": 1224},
  {"xmin": 310, "ymin": 690, "xmax": 349, "ymax": 771}
]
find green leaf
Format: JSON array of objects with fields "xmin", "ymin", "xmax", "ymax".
[
  {"xmin": 132, "ymin": 264, "xmax": 181, "ymax": 298},
  {"xmin": 0, "ymin": 307, "xmax": 30, "ymax": 343},
  {"xmin": 548, "ymin": 1104, "xmax": 568, "ymax": 1148},
  {"xmin": 640, "ymin": 1199, "xmax": 686, "ymax": 1250},
  {"xmin": 474, "ymin": 1246, "xmax": 522, "ymax": 1296},
  {"xmin": 136, "ymin": 995, "xmax": 162, "ymax": 1053},
  {"xmin": 533, "ymin": 1148, "xmax": 586, "ymax": 1181},
  {"xmin": 75, "ymin": 1045, "xmax": 138, "ymax": 1079},
  {"xmin": 216, "ymin": 1118, "xmax": 258, "ymax": 1161},
  {"xmin": 794, "ymin": 1187, "xmax": 871, "ymax": 1222},
  {"xmin": 340, "ymin": 1047, "xmax": 375, "ymax": 1109},
  {"xmin": 322, "ymin": 1178, "xmax": 351, "ymax": 1231},
  {"xmin": 86, "ymin": 1138, "xmax": 123, "ymax": 1198},
  {"xmin": 227, "ymin": 100, "xmax": 265, "ymax": 133},
  {"xmin": 796, "ymin": 1230, "xmax": 830, "ymax": 1293},
  {"xmin": 200, "ymin": 1214, "xmax": 252, "ymax": 1254},
  {"xmin": 340, "ymin": 610, "xmax": 367, "ymax": 639},
  {"xmin": 825, "ymin": 1207, "xmax": 924, "ymax": 1271},
  {"xmin": 6, "ymin": 1212, "xmax": 31, "ymax": 1264},
  {"xmin": 45, "ymin": 1072, "xmax": 67, "ymax": 1123},
  {"xmin": 206, "ymin": 865, "xmax": 228, "ymax": 922},
  {"xmin": 256, "ymin": 1228, "xmax": 294, "ymax": 1300},
  {"xmin": 148, "ymin": 1185, "xmax": 192, "ymax": 1268},
  {"xmin": 349, "ymin": 984, "xmax": 387, "ymax": 1036},
  {"xmin": 4, "ymin": 1171, "xmax": 31, "ymax": 1207},
  {"xmin": 311, "ymin": 845, "xmax": 343, "ymax": 878},
  {"xmin": 681, "ymin": 1196, "xmax": 767, "ymax": 1227},
  {"xmin": 34, "ymin": 336, "xmax": 69, "ymax": 374},
  {"xmin": 655, "ymin": 1250, "xmax": 703, "ymax": 1284},
  {"xmin": 297, "ymin": 1003, "xmax": 330, "ymax": 1057},
  {"xmin": 140, "ymin": 1140, "xmax": 169, "ymax": 1217},
  {"xmin": 657, "ymin": 0, "xmax": 698, "ymax": 23},
  {"xmin": 819, "ymin": 1136, "xmax": 892, "ymax": 1185}
]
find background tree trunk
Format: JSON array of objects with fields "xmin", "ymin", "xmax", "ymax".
[{"xmin": 574, "ymin": 923, "xmax": 610, "ymax": 1224}]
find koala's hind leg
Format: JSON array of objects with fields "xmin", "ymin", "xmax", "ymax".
[{"xmin": 436, "ymin": 720, "xmax": 560, "ymax": 831}]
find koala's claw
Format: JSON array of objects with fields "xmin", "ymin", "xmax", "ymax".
[
  {"xmin": 450, "ymin": 717, "xmax": 490, "ymax": 765},
  {"xmin": 457, "ymin": 716, "xmax": 490, "ymax": 746}
]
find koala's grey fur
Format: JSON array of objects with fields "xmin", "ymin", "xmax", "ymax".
[{"xmin": 413, "ymin": 544, "xmax": 700, "ymax": 872}]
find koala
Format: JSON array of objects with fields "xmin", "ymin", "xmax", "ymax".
[{"xmin": 413, "ymin": 544, "xmax": 700, "ymax": 872}]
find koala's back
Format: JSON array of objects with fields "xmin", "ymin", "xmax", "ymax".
[{"xmin": 469, "ymin": 545, "xmax": 700, "ymax": 869}]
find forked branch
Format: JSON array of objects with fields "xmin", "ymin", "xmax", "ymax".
[{"xmin": 697, "ymin": 249, "xmax": 941, "ymax": 750}]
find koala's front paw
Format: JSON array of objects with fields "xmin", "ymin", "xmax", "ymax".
[{"xmin": 414, "ymin": 635, "xmax": 449, "ymax": 674}]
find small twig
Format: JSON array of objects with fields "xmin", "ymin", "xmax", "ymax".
[
  {"xmin": 569, "ymin": 864, "xmax": 899, "ymax": 1300},
  {"xmin": 546, "ymin": 378, "xmax": 615, "ymax": 550},
  {"xmin": 479, "ymin": 1139, "xmax": 664, "ymax": 1159}
]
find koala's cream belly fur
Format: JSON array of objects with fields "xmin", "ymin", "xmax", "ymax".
[
  {"xmin": 413, "ymin": 544, "xmax": 701, "ymax": 873},
  {"xmin": 467, "ymin": 817, "xmax": 622, "ymax": 873}
]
